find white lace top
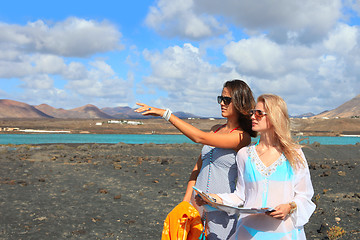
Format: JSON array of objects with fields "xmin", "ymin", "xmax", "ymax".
[
  {"xmin": 218, "ymin": 144, "xmax": 316, "ymax": 240},
  {"xmin": 251, "ymin": 145, "xmax": 286, "ymax": 177}
]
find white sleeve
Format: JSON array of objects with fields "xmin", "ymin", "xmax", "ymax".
[
  {"xmin": 291, "ymin": 149, "xmax": 316, "ymax": 227},
  {"xmin": 217, "ymin": 147, "xmax": 247, "ymax": 207}
]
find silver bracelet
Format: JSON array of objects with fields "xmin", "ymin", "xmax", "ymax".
[{"xmin": 162, "ymin": 108, "xmax": 172, "ymax": 121}]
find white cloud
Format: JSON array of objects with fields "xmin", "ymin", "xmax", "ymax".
[
  {"xmin": 17, "ymin": 59, "xmax": 135, "ymax": 109},
  {"xmin": 142, "ymin": 38, "xmax": 356, "ymax": 115},
  {"xmin": 323, "ymin": 23, "xmax": 358, "ymax": 54},
  {"xmin": 0, "ymin": 17, "xmax": 132, "ymax": 109},
  {"xmin": 32, "ymin": 54, "xmax": 67, "ymax": 74},
  {"xmin": 145, "ymin": 0, "xmax": 227, "ymax": 40},
  {"xmin": 0, "ymin": 17, "xmax": 123, "ymax": 80},
  {"xmin": 63, "ymin": 62, "xmax": 88, "ymax": 80},
  {"xmin": 146, "ymin": 0, "xmax": 342, "ymax": 44},
  {"xmin": 224, "ymin": 36, "xmax": 320, "ymax": 79},
  {"xmin": 142, "ymin": 43, "xmax": 249, "ymax": 116},
  {"xmin": 224, "ymin": 37, "xmax": 286, "ymax": 78},
  {"xmin": 19, "ymin": 87, "xmax": 69, "ymax": 108},
  {"xmin": 143, "ymin": 43, "xmax": 225, "ymax": 93},
  {"xmin": 66, "ymin": 60, "xmax": 133, "ymax": 99},
  {"xmin": 0, "ymin": 49, "xmax": 21, "ymax": 61},
  {"xmin": 219, "ymin": 23, "xmax": 360, "ymax": 115},
  {"xmin": 141, "ymin": 21, "xmax": 359, "ymax": 116},
  {"xmin": 346, "ymin": 0, "xmax": 360, "ymax": 16},
  {"xmin": 142, "ymin": 0, "xmax": 359, "ymax": 116},
  {"xmin": 0, "ymin": 59, "xmax": 33, "ymax": 78},
  {"xmin": 320, "ymin": 23, "xmax": 360, "ymax": 101},
  {"xmin": 0, "ymin": 17, "xmax": 123, "ymax": 57},
  {"xmin": 20, "ymin": 74, "xmax": 54, "ymax": 90},
  {"xmin": 0, "ymin": 3, "xmax": 358, "ymax": 117}
]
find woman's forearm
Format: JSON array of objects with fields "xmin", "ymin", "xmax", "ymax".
[
  {"xmin": 168, "ymin": 114, "xmax": 208, "ymax": 143},
  {"xmin": 135, "ymin": 103, "xmax": 249, "ymax": 149},
  {"xmin": 135, "ymin": 104, "xmax": 208, "ymax": 143},
  {"xmin": 169, "ymin": 114, "xmax": 249, "ymax": 149},
  {"xmin": 183, "ymin": 180, "xmax": 196, "ymax": 202},
  {"xmin": 183, "ymin": 156, "xmax": 202, "ymax": 202}
]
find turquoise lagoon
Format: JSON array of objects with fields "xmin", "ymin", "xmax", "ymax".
[{"xmin": 0, "ymin": 134, "xmax": 359, "ymax": 145}]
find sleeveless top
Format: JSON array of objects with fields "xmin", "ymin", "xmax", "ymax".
[{"xmin": 191, "ymin": 125, "xmax": 240, "ymax": 239}]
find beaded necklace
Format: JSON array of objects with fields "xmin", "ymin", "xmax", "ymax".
[
  {"xmin": 205, "ymin": 148, "xmax": 215, "ymax": 194},
  {"xmin": 200, "ymin": 147, "xmax": 215, "ymax": 240}
]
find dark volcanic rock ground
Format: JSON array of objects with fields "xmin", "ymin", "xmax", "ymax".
[{"xmin": 0, "ymin": 143, "xmax": 359, "ymax": 240}]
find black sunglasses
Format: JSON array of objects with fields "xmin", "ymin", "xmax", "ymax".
[
  {"xmin": 217, "ymin": 96, "xmax": 232, "ymax": 105},
  {"xmin": 250, "ymin": 109, "xmax": 267, "ymax": 119}
]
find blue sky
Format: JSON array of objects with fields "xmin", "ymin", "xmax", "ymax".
[{"xmin": 0, "ymin": 0, "xmax": 359, "ymax": 117}]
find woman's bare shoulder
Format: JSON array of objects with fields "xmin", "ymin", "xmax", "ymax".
[{"xmin": 210, "ymin": 124, "xmax": 224, "ymax": 133}]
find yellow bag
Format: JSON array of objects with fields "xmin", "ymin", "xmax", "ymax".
[{"xmin": 162, "ymin": 201, "xmax": 205, "ymax": 240}]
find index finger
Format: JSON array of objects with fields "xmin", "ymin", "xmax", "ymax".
[
  {"xmin": 136, "ymin": 102, "xmax": 146, "ymax": 107},
  {"xmin": 268, "ymin": 209, "xmax": 278, "ymax": 216}
]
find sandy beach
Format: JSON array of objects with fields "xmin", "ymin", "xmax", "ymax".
[{"xmin": 0, "ymin": 142, "xmax": 359, "ymax": 239}]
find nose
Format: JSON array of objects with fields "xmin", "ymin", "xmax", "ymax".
[
  {"xmin": 219, "ymin": 99, "xmax": 226, "ymax": 106},
  {"xmin": 250, "ymin": 113, "xmax": 256, "ymax": 120}
]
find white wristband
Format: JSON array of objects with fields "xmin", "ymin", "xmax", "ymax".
[{"xmin": 162, "ymin": 108, "xmax": 172, "ymax": 121}]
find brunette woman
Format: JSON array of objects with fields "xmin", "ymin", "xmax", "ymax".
[{"xmin": 135, "ymin": 80, "xmax": 256, "ymax": 239}]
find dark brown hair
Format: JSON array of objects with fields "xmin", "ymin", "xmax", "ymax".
[{"xmin": 224, "ymin": 79, "xmax": 257, "ymax": 137}]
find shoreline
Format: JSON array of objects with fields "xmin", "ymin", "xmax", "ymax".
[
  {"xmin": 1, "ymin": 134, "xmax": 359, "ymax": 147},
  {"xmin": 1, "ymin": 118, "xmax": 360, "ymax": 136},
  {"xmin": 1, "ymin": 131, "xmax": 360, "ymax": 136},
  {"xmin": 2, "ymin": 131, "xmax": 360, "ymax": 137}
]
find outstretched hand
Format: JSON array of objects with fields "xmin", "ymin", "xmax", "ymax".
[{"xmin": 134, "ymin": 103, "xmax": 164, "ymax": 117}]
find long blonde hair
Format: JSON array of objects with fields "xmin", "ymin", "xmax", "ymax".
[{"xmin": 258, "ymin": 94, "xmax": 304, "ymax": 169}]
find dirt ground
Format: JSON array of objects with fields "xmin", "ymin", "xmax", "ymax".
[{"xmin": 0, "ymin": 143, "xmax": 359, "ymax": 239}]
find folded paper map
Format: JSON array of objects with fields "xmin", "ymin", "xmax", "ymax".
[{"xmin": 193, "ymin": 186, "xmax": 275, "ymax": 215}]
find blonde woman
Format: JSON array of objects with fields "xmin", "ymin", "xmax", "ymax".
[{"xmin": 210, "ymin": 94, "xmax": 315, "ymax": 239}]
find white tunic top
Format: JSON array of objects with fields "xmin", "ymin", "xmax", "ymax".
[{"xmin": 218, "ymin": 144, "xmax": 316, "ymax": 240}]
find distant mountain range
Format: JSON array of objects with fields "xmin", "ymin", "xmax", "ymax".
[
  {"xmin": 0, "ymin": 99, "xmax": 53, "ymax": 119},
  {"xmin": 313, "ymin": 94, "xmax": 360, "ymax": 118},
  {"xmin": 0, "ymin": 94, "xmax": 359, "ymax": 119},
  {"xmin": 35, "ymin": 103, "xmax": 114, "ymax": 119},
  {"xmin": 0, "ymin": 99, "xmax": 200, "ymax": 119},
  {"xmin": 290, "ymin": 112, "xmax": 315, "ymax": 118},
  {"xmin": 290, "ymin": 94, "xmax": 359, "ymax": 118}
]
